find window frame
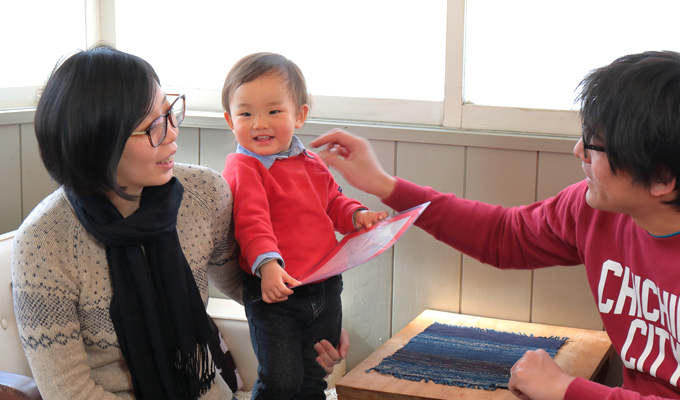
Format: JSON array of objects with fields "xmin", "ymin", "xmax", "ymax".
[{"xmin": 0, "ymin": 0, "xmax": 581, "ymax": 137}]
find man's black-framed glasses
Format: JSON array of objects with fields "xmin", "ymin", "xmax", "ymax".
[
  {"xmin": 131, "ymin": 94, "xmax": 186, "ymax": 147},
  {"xmin": 582, "ymin": 132, "xmax": 605, "ymax": 159}
]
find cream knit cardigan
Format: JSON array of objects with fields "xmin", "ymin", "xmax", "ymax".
[{"xmin": 12, "ymin": 163, "xmax": 242, "ymax": 400}]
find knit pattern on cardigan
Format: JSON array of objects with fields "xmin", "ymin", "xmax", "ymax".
[{"xmin": 12, "ymin": 163, "xmax": 241, "ymax": 400}]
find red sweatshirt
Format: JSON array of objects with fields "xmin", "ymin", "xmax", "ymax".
[
  {"xmin": 383, "ymin": 177, "xmax": 680, "ymax": 400},
  {"xmin": 222, "ymin": 151, "xmax": 364, "ymax": 279}
]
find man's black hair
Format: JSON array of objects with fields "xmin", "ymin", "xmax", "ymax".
[{"xmin": 578, "ymin": 50, "xmax": 680, "ymax": 210}]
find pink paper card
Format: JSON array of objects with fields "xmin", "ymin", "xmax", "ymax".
[{"xmin": 294, "ymin": 201, "xmax": 430, "ymax": 286}]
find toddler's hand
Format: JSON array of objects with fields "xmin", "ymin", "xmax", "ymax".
[
  {"xmin": 260, "ymin": 260, "xmax": 300, "ymax": 303},
  {"xmin": 353, "ymin": 210, "xmax": 389, "ymax": 230}
]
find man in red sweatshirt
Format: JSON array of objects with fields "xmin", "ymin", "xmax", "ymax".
[{"xmin": 311, "ymin": 51, "xmax": 680, "ymax": 400}]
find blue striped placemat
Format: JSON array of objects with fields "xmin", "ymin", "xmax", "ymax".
[{"xmin": 367, "ymin": 322, "xmax": 569, "ymax": 390}]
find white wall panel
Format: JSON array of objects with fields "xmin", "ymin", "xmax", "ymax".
[
  {"xmin": 392, "ymin": 142, "xmax": 465, "ymax": 334},
  {"xmin": 175, "ymin": 126, "xmax": 200, "ymax": 165},
  {"xmin": 0, "ymin": 125, "xmax": 22, "ymax": 233},
  {"xmin": 199, "ymin": 128, "xmax": 235, "ymax": 173},
  {"xmin": 461, "ymin": 147, "xmax": 537, "ymax": 322},
  {"xmin": 20, "ymin": 123, "xmax": 58, "ymax": 220}
]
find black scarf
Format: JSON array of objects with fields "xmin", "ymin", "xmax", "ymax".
[{"xmin": 67, "ymin": 177, "xmax": 215, "ymax": 400}]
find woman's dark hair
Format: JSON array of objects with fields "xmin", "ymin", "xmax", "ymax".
[
  {"xmin": 35, "ymin": 44, "xmax": 159, "ymax": 199},
  {"xmin": 221, "ymin": 52, "xmax": 310, "ymax": 115},
  {"xmin": 577, "ymin": 50, "xmax": 680, "ymax": 210}
]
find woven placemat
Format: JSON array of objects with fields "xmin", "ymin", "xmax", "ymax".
[{"xmin": 367, "ymin": 322, "xmax": 568, "ymax": 390}]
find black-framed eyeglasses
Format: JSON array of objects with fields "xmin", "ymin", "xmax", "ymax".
[
  {"xmin": 582, "ymin": 133, "xmax": 605, "ymax": 159},
  {"xmin": 131, "ymin": 94, "xmax": 186, "ymax": 147}
]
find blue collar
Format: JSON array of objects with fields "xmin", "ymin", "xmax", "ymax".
[
  {"xmin": 235, "ymin": 135, "xmax": 314, "ymax": 169},
  {"xmin": 649, "ymin": 229, "xmax": 680, "ymax": 238}
]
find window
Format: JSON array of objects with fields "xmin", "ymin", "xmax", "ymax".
[
  {"xmin": 1, "ymin": 0, "xmax": 677, "ymax": 135},
  {"xmin": 115, "ymin": 0, "xmax": 447, "ymax": 124},
  {"xmin": 465, "ymin": 0, "xmax": 680, "ymax": 111},
  {"xmin": 0, "ymin": 2, "xmax": 86, "ymax": 108}
]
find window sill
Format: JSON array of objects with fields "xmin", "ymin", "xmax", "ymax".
[{"xmin": 0, "ymin": 107, "xmax": 578, "ymax": 154}]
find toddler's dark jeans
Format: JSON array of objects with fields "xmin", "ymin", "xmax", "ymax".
[{"xmin": 242, "ymin": 272, "xmax": 343, "ymax": 400}]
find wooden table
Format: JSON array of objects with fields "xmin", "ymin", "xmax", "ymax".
[{"xmin": 336, "ymin": 309, "xmax": 614, "ymax": 399}]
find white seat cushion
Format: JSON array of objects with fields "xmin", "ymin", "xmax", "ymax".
[{"xmin": 0, "ymin": 230, "xmax": 33, "ymax": 377}]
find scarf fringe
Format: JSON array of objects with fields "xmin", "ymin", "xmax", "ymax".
[{"xmin": 173, "ymin": 344, "xmax": 216, "ymax": 399}]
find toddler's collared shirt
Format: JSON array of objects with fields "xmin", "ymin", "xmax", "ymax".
[{"xmin": 235, "ymin": 135, "xmax": 314, "ymax": 170}]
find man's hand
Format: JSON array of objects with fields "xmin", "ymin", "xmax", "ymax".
[
  {"xmin": 259, "ymin": 260, "xmax": 300, "ymax": 303},
  {"xmin": 508, "ymin": 349, "xmax": 575, "ymax": 400},
  {"xmin": 310, "ymin": 129, "xmax": 397, "ymax": 199}
]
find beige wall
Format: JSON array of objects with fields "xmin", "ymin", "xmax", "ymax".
[{"xmin": 0, "ymin": 119, "xmax": 601, "ymax": 372}]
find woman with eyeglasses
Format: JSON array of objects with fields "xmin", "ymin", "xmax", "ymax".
[{"xmin": 11, "ymin": 45, "xmax": 240, "ymax": 400}]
